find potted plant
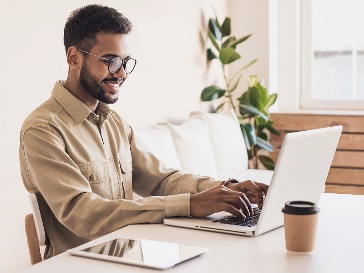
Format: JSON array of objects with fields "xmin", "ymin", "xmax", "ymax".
[{"xmin": 201, "ymin": 13, "xmax": 279, "ymax": 170}]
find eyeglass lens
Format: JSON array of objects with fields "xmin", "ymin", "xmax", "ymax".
[{"xmin": 109, "ymin": 57, "xmax": 136, "ymax": 74}]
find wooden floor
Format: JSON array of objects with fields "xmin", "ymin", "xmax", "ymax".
[{"xmin": 270, "ymin": 112, "xmax": 364, "ymax": 195}]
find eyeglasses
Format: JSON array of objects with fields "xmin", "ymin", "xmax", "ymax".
[{"xmin": 77, "ymin": 48, "xmax": 137, "ymax": 74}]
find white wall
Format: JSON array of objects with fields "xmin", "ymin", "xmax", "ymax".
[
  {"xmin": 228, "ymin": 0, "xmax": 270, "ymax": 96},
  {"xmin": 0, "ymin": 0, "xmax": 269, "ymax": 272}
]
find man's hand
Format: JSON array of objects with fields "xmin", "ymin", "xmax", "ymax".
[
  {"xmin": 225, "ymin": 180, "xmax": 268, "ymax": 210},
  {"xmin": 190, "ymin": 180, "xmax": 268, "ymax": 219}
]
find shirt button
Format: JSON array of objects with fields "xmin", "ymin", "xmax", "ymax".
[{"xmin": 89, "ymin": 174, "xmax": 94, "ymax": 181}]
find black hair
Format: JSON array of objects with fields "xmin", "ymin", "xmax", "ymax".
[{"xmin": 63, "ymin": 4, "xmax": 132, "ymax": 52}]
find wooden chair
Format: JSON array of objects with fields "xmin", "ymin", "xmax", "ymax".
[{"xmin": 25, "ymin": 193, "xmax": 46, "ymax": 265}]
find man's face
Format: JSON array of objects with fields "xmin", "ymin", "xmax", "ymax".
[{"xmin": 78, "ymin": 33, "xmax": 131, "ymax": 104}]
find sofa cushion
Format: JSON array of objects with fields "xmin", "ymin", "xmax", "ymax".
[
  {"xmin": 163, "ymin": 118, "xmax": 218, "ymax": 178},
  {"xmin": 134, "ymin": 126, "xmax": 182, "ymax": 170},
  {"xmin": 190, "ymin": 111, "xmax": 249, "ymax": 180}
]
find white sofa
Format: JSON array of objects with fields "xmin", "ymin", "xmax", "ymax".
[{"xmin": 134, "ymin": 111, "xmax": 273, "ymax": 184}]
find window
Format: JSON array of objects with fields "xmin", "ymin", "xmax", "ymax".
[{"xmin": 301, "ymin": 0, "xmax": 364, "ymax": 110}]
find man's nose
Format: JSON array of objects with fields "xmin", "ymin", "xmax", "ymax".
[{"xmin": 112, "ymin": 66, "xmax": 127, "ymax": 79}]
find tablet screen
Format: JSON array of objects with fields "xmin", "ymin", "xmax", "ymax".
[{"xmin": 72, "ymin": 238, "xmax": 208, "ymax": 269}]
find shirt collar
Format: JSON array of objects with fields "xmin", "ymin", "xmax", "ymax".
[{"xmin": 51, "ymin": 81, "xmax": 111, "ymax": 124}]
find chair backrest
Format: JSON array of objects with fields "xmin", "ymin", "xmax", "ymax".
[
  {"xmin": 25, "ymin": 193, "xmax": 46, "ymax": 265},
  {"xmin": 25, "ymin": 214, "xmax": 42, "ymax": 264},
  {"xmin": 28, "ymin": 193, "xmax": 46, "ymax": 246}
]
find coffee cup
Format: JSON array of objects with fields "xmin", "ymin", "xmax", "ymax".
[{"xmin": 282, "ymin": 200, "xmax": 320, "ymax": 255}]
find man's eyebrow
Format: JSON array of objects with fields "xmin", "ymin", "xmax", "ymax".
[{"xmin": 101, "ymin": 53, "xmax": 131, "ymax": 59}]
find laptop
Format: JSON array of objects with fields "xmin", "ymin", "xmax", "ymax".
[{"xmin": 163, "ymin": 126, "xmax": 342, "ymax": 236}]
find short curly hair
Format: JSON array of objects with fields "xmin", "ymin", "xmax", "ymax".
[{"xmin": 64, "ymin": 4, "xmax": 132, "ymax": 52}]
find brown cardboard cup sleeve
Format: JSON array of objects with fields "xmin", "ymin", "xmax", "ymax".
[{"xmin": 282, "ymin": 201, "xmax": 320, "ymax": 255}]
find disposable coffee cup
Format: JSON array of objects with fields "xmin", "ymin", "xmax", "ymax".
[{"xmin": 282, "ymin": 201, "xmax": 320, "ymax": 255}]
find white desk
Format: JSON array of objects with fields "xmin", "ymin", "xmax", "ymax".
[{"xmin": 19, "ymin": 193, "xmax": 364, "ymax": 273}]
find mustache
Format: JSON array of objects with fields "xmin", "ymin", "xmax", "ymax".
[{"xmin": 102, "ymin": 77, "xmax": 125, "ymax": 84}]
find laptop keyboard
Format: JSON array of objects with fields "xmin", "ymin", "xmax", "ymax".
[{"xmin": 211, "ymin": 207, "xmax": 261, "ymax": 227}]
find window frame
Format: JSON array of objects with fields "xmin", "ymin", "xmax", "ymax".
[
  {"xmin": 275, "ymin": 0, "xmax": 364, "ymax": 111},
  {"xmin": 300, "ymin": 0, "xmax": 364, "ymax": 110}
]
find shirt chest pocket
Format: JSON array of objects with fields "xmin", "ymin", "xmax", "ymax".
[
  {"xmin": 119, "ymin": 150, "xmax": 133, "ymax": 173},
  {"xmin": 119, "ymin": 150, "xmax": 133, "ymax": 199},
  {"xmin": 78, "ymin": 162, "xmax": 113, "ymax": 199}
]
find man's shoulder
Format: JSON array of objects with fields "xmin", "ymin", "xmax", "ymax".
[{"xmin": 21, "ymin": 97, "xmax": 63, "ymax": 132}]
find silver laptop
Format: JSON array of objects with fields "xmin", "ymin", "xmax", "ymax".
[{"xmin": 163, "ymin": 126, "xmax": 342, "ymax": 236}]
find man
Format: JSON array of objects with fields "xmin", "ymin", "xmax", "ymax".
[{"xmin": 19, "ymin": 4, "xmax": 268, "ymax": 258}]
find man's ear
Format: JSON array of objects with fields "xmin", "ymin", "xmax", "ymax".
[{"xmin": 66, "ymin": 46, "xmax": 80, "ymax": 69}]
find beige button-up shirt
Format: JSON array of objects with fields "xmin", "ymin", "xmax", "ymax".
[{"xmin": 19, "ymin": 81, "xmax": 222, "ymax": 257}]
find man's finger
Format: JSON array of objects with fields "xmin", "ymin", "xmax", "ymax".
[
  {"xmin": 221, "ymin": 204, "xmax": 245, "ymax": 219},
  {"xmin": 238, "ymin": 193, "xmax": 252, "ymax": 216},
  {"xmin": 218, "ymin": 193, "xmax": 249, "ymax": 215},
  {"xmin": 244, "ymin": 181, "xmax": 265, "ymax": 209},
  {"xmin": 255, "ymin": 182, "xmax": 269, "ymax": 195}
]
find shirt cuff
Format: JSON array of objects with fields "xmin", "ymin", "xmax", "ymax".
[
  {"xmin": 164, "ymin": 194, "xmax": 190, "ymax": 217},
  {"xmin": 206, "ymin": 180, "xmax": 223, "ymax": 189}
]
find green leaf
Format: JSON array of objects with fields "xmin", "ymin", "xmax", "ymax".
[
  {"xmin": 247, "ymin": 86, "xmax": 261, "ymax": 108},
  {"xmin": 240, "ymin": 123, "xmax": 257, "ymax": 149},
  {"xmin": 222, "ymin": 36, "xmax": 237, "ymax": 49},
  {"xmin": 265, "ymin": 93, "xmax": 278, "ymax": 109},
  {"xmin": 215, "ymin": 18, "xmax": 221, "ymax": 30},
  {"xmin": 221, "ymin": 17, "xmax": 231, "ymax": 37},
  {"xmin": 258, "ymin": 155, "xmax": 275, "ymax": 170},
  {"xmin": 219, "ymin": 47, "xmax": 241, "ymax": 64},
  {"xmin": 238, "ymin": 91, "xmax": 250, "ymax": 105},
  {"xmin": 257, "ymin": 131, "xmax": 268, "ymax": 141},
  {"xmin": 208, "ymin": 30, "xmax": 221, "ymax": 52},
  {"xmin": 239, "ymin": 104, "xmax": 269, "ymax": 121},
  {"xmin": 212, "ymin": 7, "xmax": 221, "ymax": 29},
  {"xmin": 255, "ymin": 82, "xmax": 268, "ymax": 106},
  {"xmin": 256, "ymin": 117, "xmax": 269, "ymax": 129},
  {"xmin": 256, "ymin": 136, "xmax": 274, "ymax": 152},
  {"xmin": 201, "ymin": 85, "xmax": 226, "ymax": 101},
  {"xmin": 256, "ymin": 117, "xmax": 271, "ymax": 128},
  {"xmin": 208, "ymin": 18, "xmax": 222, "ymax": 40},
  {"xmin": 265, "ymin": 124, "xmax": 280, "ymax": 135},
  {"xmin": 240, "ymin": 59, "xmax": 257, "ymax": 71},
  {"xmin": 240, "ymin": 124, "xmax": 250, "ymax": 149},
  {"xmin": 226, "ymin": 34, "xmax": 252, "ymax": 48},
  {"xmin": 248, "ymin": 75, "xmax": 259, "ymax": 87},
  {"xmin": 207, "ymin": 48, "xmax": 217, "ymax": 60},
  {"xmin": 257, "ymin": 85, "xmax": 269, "ymax": 112}
]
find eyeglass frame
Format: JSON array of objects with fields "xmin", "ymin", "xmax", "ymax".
[{"xmin": 77, "ymin": 48, "xmax": 137, "ymax": 74}]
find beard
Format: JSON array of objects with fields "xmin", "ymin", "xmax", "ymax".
[{"xmin": 79, "ymin": 62, "xmax": 119, "ymax": 104}]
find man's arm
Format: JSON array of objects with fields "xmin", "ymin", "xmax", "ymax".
[
  {"xmin": 129, "ymin": 127, "xmax": 268, "ymax": 220},
  {"xmin": 20, "ymin": 125, "xmax": 193, "ymax": 239}
]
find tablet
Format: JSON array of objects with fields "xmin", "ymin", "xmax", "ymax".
[{"xmin": 67, "ymin": 237, "xmax": 209, "ymax": 270}]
